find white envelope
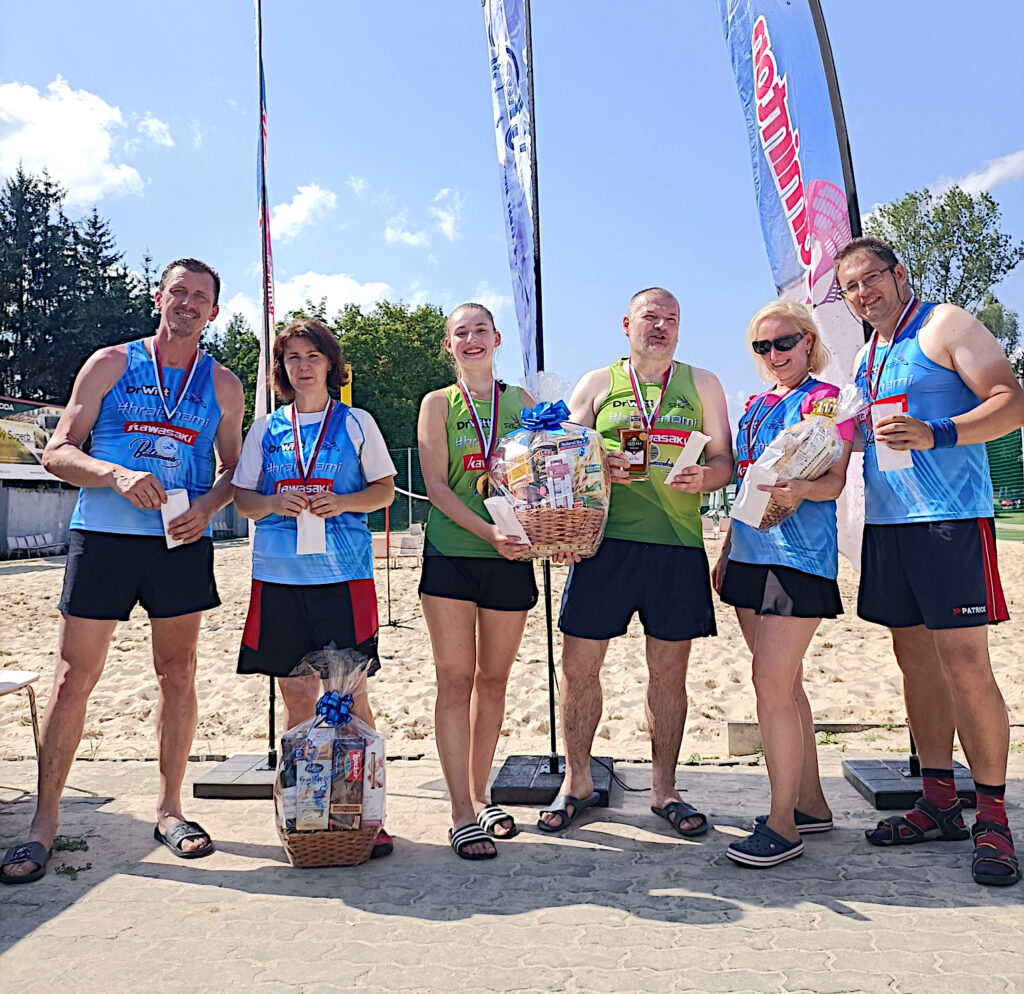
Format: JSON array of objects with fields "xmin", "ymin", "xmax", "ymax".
[
  {"xmin": 296, "ymin": 508, "xmax": 327, "ymax": 555},
  {"xmin": 665, "ymin": 431, "xmax": 711, "ymax": 485},
  {"xmin": 484, "ymin": 496, "xmax": 531, "ymax": 546},
  {"xmin": 160, "ymin": 488, "xmax": 191, "ymax": 549},
  {"xmin": 871, "ymin": 400, "xmax": 914, "ymax": 472},
  {"xmin": 730, "ymin": 464, "xmax": 778, "ymax": 528}
]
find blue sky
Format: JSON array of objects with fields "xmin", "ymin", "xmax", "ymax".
[{"xmin": 2, "ymin": 1, "xmax": 1022, "ymax": 424}]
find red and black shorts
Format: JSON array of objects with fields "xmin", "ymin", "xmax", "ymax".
[
  {"xmin": 858, "ymin": 518, "xmax": 1008, "ymax": 630},
  {"xmin": 237, "ymin": 578, "xmax": 380, "ymax": 678}
]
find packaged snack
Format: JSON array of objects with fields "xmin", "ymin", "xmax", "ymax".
[
  {"xmin": 732, "ymin": 384, "xmax": 867, "ymax": 531},
  {"xmin": 487, "ymin": 388, "xmax": 611, "ymax": 559},
  {"xmin": 329, "ymin": 737, "xmax": 365, "ymax": 830},
  {"xmin": 361, "ymin": 729, "xmax": 386, "ymax": 827}
]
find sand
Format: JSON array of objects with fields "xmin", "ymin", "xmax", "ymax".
[{"xmin": 1, "ymin": 534, "xmax": 1022, "ymax": 762}]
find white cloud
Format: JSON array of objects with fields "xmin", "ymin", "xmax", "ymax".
[
  {"xmin": 348, "ymin": 176, "xmax": 368, "ymax": 195},
  {"xmin": 933, "ymin": 148, "xmax": 1024, "ymax": 197},
  {"xmin": 189, "ymin": 120, "xmax": 203, "ymax": 149},
  {"xmin": 271, "ymin": 183, "xmax": 338, "ymax": 243},
  {"xmin": 384, "ymin": 217, "xmax": 429, "ymax": 247},
  {"xmin": 429, "ymin": 187, "xmax": 463, "ymax": 241},
  {"xmin": 0, "ymin": 76, "xmax": 143, "ymax": 205},
  {"xmin": 224, "ymin": 271, "xmax": 391, "ymax": 329},
  {"xmin": 471, "ymin": 283, "xmax": 511, "ymax": 320},
  {"xmin": 138, "ymin": 113, "xmax": 173, "ymax": 147}
]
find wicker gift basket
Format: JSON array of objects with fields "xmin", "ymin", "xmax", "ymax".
[
  {"xmin": 486, "ymin": 400, "xmax": 610, "ymax": 560},
  {"xmin": 274, "ymin": 649, "xmax": 387, "ymax": 869}
]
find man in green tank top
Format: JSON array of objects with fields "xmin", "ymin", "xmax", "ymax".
[{"xmin": 539, "ymin": 288, "xmax": 734, "ymax": 837}]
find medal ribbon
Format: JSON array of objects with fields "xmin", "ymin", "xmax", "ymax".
[
  {"xmin": 626, "ymin": 361, "xmax": 672, "ymax": 431},
  {"xmin": 150, "ymin": 338, "xmax": 201, "ymax": 423},
  {"xmin": 742, "ymin": 376, "xmax": 811, "ymax": 463},
  {"xmin": 457, "ymin": 378, "xmax": 500, "ymax": 468},
  {"xmin": 865, "ymin": 297, "xmax": 918, "ymax": 401},
  {"xmin": 290, "ymin": 398, "xmax": 335, "ymax": 481}
]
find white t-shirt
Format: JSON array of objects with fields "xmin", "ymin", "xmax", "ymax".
[{"xmin": 233, "ymin": 406, "xmax": 396, "ymax": 491}]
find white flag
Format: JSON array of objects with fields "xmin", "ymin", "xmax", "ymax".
[{"xmin": 483, "ymin": 0, "xmax": 539, "ymax": 394}]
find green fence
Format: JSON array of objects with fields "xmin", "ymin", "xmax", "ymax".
[
  {"xmin": 367, "ymin": 448, "xmax": 430, "ymax": 532},
  {"xmin": 988, "ymin": 428, "xmax": 1024, "ymax": 516}
]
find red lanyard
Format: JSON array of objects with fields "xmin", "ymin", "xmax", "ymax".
[
  {"xmin": 457, "ymin": 378, "xmax": 500, "ymax": 468},
  {"xmin": 626, "ymin": 361, "xmax": 672, "ymax": 430},
  {"xmin": 150, "ymin": 339, "xmax": 200, "ymax": 423},
  {"xmin": 865, "ymin": 298, "xmax": 917, "ymax": 400},
  {"xmin": 290, "ymin": 399, "xmax": 334, "ymax": 481}
]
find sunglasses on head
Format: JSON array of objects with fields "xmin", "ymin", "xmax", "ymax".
[{"xmin": 751, "ymin": 332, "xmax": 806, "ymax": 356}]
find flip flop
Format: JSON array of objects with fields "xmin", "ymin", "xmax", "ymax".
[
  {"xmin": 448, "ymin": 824, "xmax": 497, "ymax": 861},
  {"xmin": 153, "ymin": 820, "xmax": 215, "ymax": 859},
  {"xmin": 0, "ymin": 841, "xmax": 52, "ymax": 885},
  {"xmin": 651, "ymin": 800, "xmax": 709, "ymax": 838},
  {"xmin": 755, "ymin": 809, "xmax": 834, "ymax": 834},
  {"xmin": 476, "ymin": 804, "xmax": 519, "ymax": 839},
  {"xmin": 865, "ymin": 798, "xmax": 969, "ymax": 847},
  {"xmin": 971, "ymin": 821, "xmax": 1021, "ymax": 887},
  {"xmin": 537, "ymin": 792, "xmax": 600, "ymax": 834}
]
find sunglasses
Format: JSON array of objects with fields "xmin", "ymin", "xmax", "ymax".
[{"xmin": 751, "ymin": 332, "xmax": 806, "ymax": 356}]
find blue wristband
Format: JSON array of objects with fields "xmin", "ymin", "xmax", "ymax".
[{"xmin": 927, "ymin": 418, "xmax": 958, "ymax": 449}]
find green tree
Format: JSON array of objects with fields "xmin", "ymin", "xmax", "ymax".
[
  {"xmin": 865, "ymin": 186, "xmax": 1024, "ymax": 309},
  {"xmin": 975, "ymin": 291, "xmax": 1023, "ymax": 379},
  {"xmin": 332, "ymin": 300, "xmax": 452, "ymax": 449},
  {"xmin": 202, "ymin": 312, "xmax": 261, "ymax": 429}
]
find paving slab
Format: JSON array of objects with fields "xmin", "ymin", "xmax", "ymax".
[{"xmin": 1, "ymin": 752, "xmax": 1022, "ymax": 994}]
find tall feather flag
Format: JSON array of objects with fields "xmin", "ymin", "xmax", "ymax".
[
  {"xmin": 482, "ymin": 0, "xmax": 541, "ymax": 394},
  {"xmin": 255, "ymin": 0, "xmax": 275, "ymax": 421},
  {"xmin": 718, "ymin": 0, "xmax": 866, "ymax": 566}
]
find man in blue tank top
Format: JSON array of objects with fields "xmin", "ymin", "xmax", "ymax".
[
  {"xmin": 1, "ymin": 259, "xmax": 244, "ymax": 884},
  {"xmin": 836, "ymin": 236, "xmax": 1024, "ymax": 887}
]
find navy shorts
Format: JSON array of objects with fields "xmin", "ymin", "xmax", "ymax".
[
  {"xmin": 238, "ymin": 578, "xmax": 380, "ymax": 678},
  {"xmin": 559, "ymin": 536, "xmax": 717, "ymax": 642},
  {"xmin": 418, "ymin": 542, "xmax": 538, "ymax": 611},
  {"xmin": 858, "ymin": 519, "xmax": 1008, "ymax": 630},
  {"xmin": 720, "ymin": 560, "xmax": 843, "ymax": 619},
  {"xmin": 59, "ymin": 530, "xmax": 220, "ymax": 620}
]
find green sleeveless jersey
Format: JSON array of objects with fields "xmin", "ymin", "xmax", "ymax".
[
  {"xmin": 596, "ymin": 361, "xmax": 704, "ymax": 547},
  {"xmin": 424, "ymin": 382, "xmax": 525, "ymax": 557}
]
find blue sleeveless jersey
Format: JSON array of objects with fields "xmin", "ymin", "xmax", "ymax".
[
  {"xmin": 70, "ymin": 338, "xmax": 221, "ymax": 536},
  {"xmin": 854, "ymin": 302, "xmax": 992, "ymax": 524},
  {"xmin": 252, "ymin": 403, "xmax": 373, "ymax": 584},
  {"xmin": 729, "ymin": 380, "xmax": 840, "ymax": 580}
]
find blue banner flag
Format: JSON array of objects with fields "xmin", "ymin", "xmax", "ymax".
[{"xmin": 482, "ymin": 0, "xmax": 540, "ymax": 393}]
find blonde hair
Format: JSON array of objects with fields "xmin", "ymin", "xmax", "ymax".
[{"xmin": 745, "ymin": 299, "xmax": 830, "ymax": 382}]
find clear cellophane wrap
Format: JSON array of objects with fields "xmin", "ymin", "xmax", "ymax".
[
  {"xmin": 486, "ymin": 378, "xmax": 611, "ymax": 559},
  {"xmin": 745, "ymin": 384, "xmax": 867, "ymax": 531}
]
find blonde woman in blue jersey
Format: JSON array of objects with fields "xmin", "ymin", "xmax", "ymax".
[
  {"xmin": 712, "ymin": 300, "xmax": 854, "ymax": 868},
  {"xmin": 232, "ymin": 319, "xmax": 396, "ymax": 859},
  {"xmin": 418, "ymin": 303, "xmax": 536, "ymax": 860}
]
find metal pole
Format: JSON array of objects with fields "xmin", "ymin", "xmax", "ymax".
[
  {"xmin": 543, "ymin": 560, "xmax": 558, "ymax": 772},
  {"xmin": 907, "ymin": 729, "xmax": 921, "ymax": 778},
  {"xmin": 267, "ymin": 677, "xmax": 277, "ymax": 768},
  {"xmin": 523, "ymin": 0, "xmax": 544, "ymax": 372},
  {"xmin": 406, "ymin": 448, "xmax": 413, "ymax": 530},
  {"xmin": 385, "ymin": 505, "xmax": 392, "ymax": 626}
]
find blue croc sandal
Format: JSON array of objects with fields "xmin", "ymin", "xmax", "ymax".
[
  {"xmin": 727, "ymin": 823, "xmax": 804, "ymax": 868},
  {"xmin": 755, "ymin": 809, "xmax": 833, "ymax": 834}
]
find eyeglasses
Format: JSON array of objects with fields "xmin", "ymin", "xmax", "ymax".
[
  {"xmin": 751, "ymin": 332, "xmax": 806, "ymax": 356},
  {"xmin": 838, "ymin": 266, "xmax": 894, "ymax": 298}
]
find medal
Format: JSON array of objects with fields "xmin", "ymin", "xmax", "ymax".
[
  {"xmin": 149, "ymin": 338, "xmax": 202, "ymax": 424},
  {"xmin": 457, "ymin": 378, "xmax": 500, "ymax": 469},
  {"xmin": 864, "ymin": 298, "xmax": 918, "ymax": 401},
  {"xmin": 290, "ymin": 398, "xmax": 335, "ymax": 482}
]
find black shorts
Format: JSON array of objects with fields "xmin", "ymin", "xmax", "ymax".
[
  {"xmin": 858, "ymin": 519, "xmax": 1009, "ymax": 630},
  {"xmin": 720, "ymin": 560, "xmax": 843, "ymax": 618},
  {"xmin": 418, "ymin": 542, "xmax": 538, "ymax": 612},
  {"xmin": 559, "ymin": 536, "xmax": 717, "ymax": 642},
  {"xmin": 58, "ymin": 530, "xmax": 220, "ymax": 620},
  {"xmin": 238, "ymin": 578, "xmax": 380, "ymax": 679}
]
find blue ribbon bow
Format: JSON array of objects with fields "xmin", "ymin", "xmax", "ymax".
[
  {"xmin": 315, "ymin": 691, "xmax": 354, "ymax": 727},
  {"xmin": 520, "ymin": 400, "xmax": 570, "ymax": 432}
]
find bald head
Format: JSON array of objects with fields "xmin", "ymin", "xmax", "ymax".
[{"xmin": 628, "ymin": 287, "xmax": 678, "ymax": 318}]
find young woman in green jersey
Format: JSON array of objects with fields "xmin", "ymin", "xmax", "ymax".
[{"xmin": 417, "ymin": 303, "xmax": 536, "ymax": 860}]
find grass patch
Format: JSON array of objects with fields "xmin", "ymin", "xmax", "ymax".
[
  {"xmin": 54, "ymin": 862, "xmax": 92, "ymax": 879},
  {"xmin": 995, "ymin": 527, "xmax": 1024, "ymax": 544},
  {"xmin": 52, "ymin": 835, "xmax": 89, "ymax": 853},
  {"xmin": 816, "ymin": 730, "xmax": 841, "ymax": 746}
]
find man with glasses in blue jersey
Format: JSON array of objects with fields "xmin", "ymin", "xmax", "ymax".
[
  {"xmin": 837, "ymin": 236, "xmax": 1024, "ymax": 887},
  {"xmin": 1, "ymin": 259, "xmax": 244, "ymax": 884}
]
